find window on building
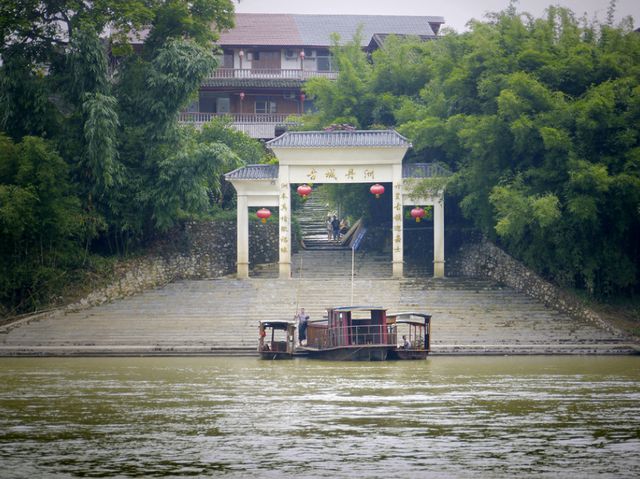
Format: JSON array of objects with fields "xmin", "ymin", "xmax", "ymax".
[
  {"xmin": 223, "ymin": 50, "xmax": 234, "ymax": 68},
  {"xmin": 316, "ymin": 49, "xmax": 334, "ymax": 72},
  {"xmin": 255, "ymin": 96, "xmax": 277, "ymax": 114},
  {"xmin": 217, "ymin": 97, "xmax": 230, "ymax": 114},
  {"xmin": 199, "ymin": 92, "xmax": 230, "ymax": 113},
  {"xmin": 251, "ymin": 51, "xmax": 280, "ymax": 69}
]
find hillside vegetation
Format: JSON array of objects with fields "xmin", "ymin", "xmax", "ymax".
[
  {"xmin": 303, "ymin": 4, "xmax": 640, "ymax": 299},
  {"xmin": 0, "ymin": 1, "xmax": 273, "ymax": 315}
]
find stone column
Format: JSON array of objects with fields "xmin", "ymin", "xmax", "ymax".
[
  {"xmin": 392, "ymin": 167, "xmax": 404, "ymax": 278},
  {"xmin": 278, "ymin": 166, "xmax": 291, "ymax": 279},
  {"xmin": 236, "ymin": 194, "xmax": 249, "ymax": 279},
  {"xmin": 433, "ymin": 194, "xmax": 445, "ymax": 278}
]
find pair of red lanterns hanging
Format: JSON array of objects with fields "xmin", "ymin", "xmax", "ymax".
[
  {"xmin": 256, "ymin": 184, "xmax": 313, "ymax": 223},
  {"xmin": 300, "ymin": 183, "xmax": 385, "ymax": 199},
  {"xmin": 367, "ymin": 183, "xmax": 426, "ymax": 222},
  {"xmin": 258, "ymin": 183, "xmax": 391, "ymax": 221}
]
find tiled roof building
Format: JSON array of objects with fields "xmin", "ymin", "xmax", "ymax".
[
  {"xmin": 219, "ymin": 14, "xmax": 443, "ymax": 47},
  {"xmin": 179, "ymin": 13, "xmax": 445, "ymax": 139}
]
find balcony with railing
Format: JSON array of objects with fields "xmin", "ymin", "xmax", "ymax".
[
  {"xmin": 178, "ymin": 112, "xmax": 301, "ymax": 139},
  {"xmin": 208, "ymin": 68, "xmax": 338, "ymax": 81}
]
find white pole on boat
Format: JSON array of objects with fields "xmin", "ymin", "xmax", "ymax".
[
  {"xmin": 295, "ymin": 254, "xmax": 302, "ymax": 312},
  {"xmin": 351, "ymin": 246, "xmax": 355, "ymax": 306}
]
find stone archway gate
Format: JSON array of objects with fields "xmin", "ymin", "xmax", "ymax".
[{"xmin": 224, "ymin": 130, "xmax": 449, "ymax": 279}]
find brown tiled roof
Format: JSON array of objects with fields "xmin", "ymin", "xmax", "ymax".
[
  {"xmin": 218, "ymin": 14, "xmax": 444, "ymax": 47},
  {"xmin": 218, "ymin": 14, "xmax": 301, "ymax": 46}
]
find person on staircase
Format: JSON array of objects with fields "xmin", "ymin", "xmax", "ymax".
[
  {"xmin": 339, "ymin": 218, "xmax": 349, "ymax": 237},
  {"xmin": 326, "ymin": 216, "xmax": 333, "ymax": 241},
  {"xmin": 331, "ymin": 215, "xmax": 340, "ymax": 241}
]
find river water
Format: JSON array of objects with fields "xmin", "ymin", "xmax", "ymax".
[{"xmin": 0, "ymin": 356, "xmax": 639, "ymax": 478}]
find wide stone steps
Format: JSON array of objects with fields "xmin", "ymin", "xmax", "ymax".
[
  {"xmin": 1, "ymin": 275, "xmax": 632, "ymax": 355},
  {"xmin": 0, "ymin": 192, "xmax": 633, "ymax": 355}
]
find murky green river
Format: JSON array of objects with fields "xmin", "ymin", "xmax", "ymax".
[{"xmin": 0, "ymin": 356, "xmax": 639, "ymax": 478}]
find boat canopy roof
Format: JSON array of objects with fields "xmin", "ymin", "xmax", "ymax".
[
  {"xmin": 331, "ymin": 306, "xmax": 385, "ymax": 312},
  {"xmin": 258, "ymin": 320, "xmax": 296, "ymax": 330},
  {"xmin": 387, "ymin": 311, "xmax": 432, "ymax": 324}
]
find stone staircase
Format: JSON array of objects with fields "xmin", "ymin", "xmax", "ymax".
[
  {"xmin": 0, "ymin": 271, "xmax": 634, "ymax": 356},
  {"xmin": 297, "ymin": 188, "xmax": 348, "ymax": 250},
  {"xmin": 0, "ymin": 188, "xmax": 635, "ymax": 357}
]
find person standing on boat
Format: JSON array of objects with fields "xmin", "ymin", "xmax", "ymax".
[
  {"xmin": 296, "ymin": 308, "xmax": 309, "ymax": 345},
  {"xmin": 402, "ymin": 335, "xmax": 411, "ymax": 349}
]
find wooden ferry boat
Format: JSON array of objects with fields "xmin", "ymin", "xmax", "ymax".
[
  {"xmin": 298, "ymin": 306, "xmax": 395, "ymax": 361},
  {"xmin": 386, "ymin": 312, "xmax": 432, "ymax": 360},
  {"xmin": 258, "ymin": 320, "xmax": 297, "ymax": 360}
]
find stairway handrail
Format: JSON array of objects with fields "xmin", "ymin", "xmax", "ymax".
[{"xmin": 340, "ymin": 218, "xmax": 364, "ymax": 248}]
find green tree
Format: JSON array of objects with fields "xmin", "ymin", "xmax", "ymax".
[
  {"xmin": 0, "ymin": 135, "xmax": 85, "ymax": 314},
  {"xmin": 0, "ymin": 0, "xmax": 238, "ymax": 313},
  {"xmin": 303, "ymin": 30, "xmax": 377, "ymax": 129},
  {"xmin": 304, "ymin": 3, "xmax": 640, "ymax": 297}
]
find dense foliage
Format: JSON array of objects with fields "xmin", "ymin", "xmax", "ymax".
[
  {"xmin": 304, "ymin": 4, "xmax": 640, "ymax": 297},
  {"xmin": 0, "ymin": 1, "xmax": 269, "ymax": 315}
]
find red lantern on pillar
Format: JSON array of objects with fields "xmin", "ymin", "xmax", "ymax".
[
  {"xmin": 297, "ymin": 184, "xmax": 312, "ymax": 201},
  {"xmin": 411, "ymin": 207, "xmax": 426, "ymax": 223},
  {"xmin": 370, "ymin": 183, "xmax": 385, "ymax": 199},
  {"xmin": 256, "ymin": 208, "xmax": 271, "ymax": 224}
]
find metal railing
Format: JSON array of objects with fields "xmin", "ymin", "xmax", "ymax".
[
  {"xmin": 307, "ymin": 324, "xmax": 397, "ymax": 350},
  {"xmin": 209, "ymin": 68, "xmax": 338, "ymax": 80}
]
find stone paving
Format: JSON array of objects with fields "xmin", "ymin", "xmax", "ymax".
[{"xmin": 0, "ymin": 271, "xmax": 635, "ymax": 356}]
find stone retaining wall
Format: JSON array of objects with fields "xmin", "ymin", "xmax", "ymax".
[
  {"xmin": 456, "ymin": 239, "xmax": 621, "ymax": 335},
  {"xmin": 65, "ymin": 220, "xmax": 279, "ymax": 313}
]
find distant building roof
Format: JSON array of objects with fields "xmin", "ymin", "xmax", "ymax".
[
  {"xmin": 367, "ymin": 33, "xmax": 434, "ymax": 51},
  {"xmin": 266, "ymin": 130, "xmax": 412, "ymax": 148},
  {"xmin": 219, "ymin": 14, "xmax": 444, "ymax": 48},
  {"xmin": 224, "ymin": 164, "xmax": 279, "ymax": 180}
]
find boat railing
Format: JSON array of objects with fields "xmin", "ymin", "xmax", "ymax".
[{"xmin": 307, "ymin": 324, "xmax": 398, "ymax": 349}]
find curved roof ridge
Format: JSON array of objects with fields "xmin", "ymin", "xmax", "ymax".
[
  {"xmin": 266, "ymin": 130, "xmax": 412, "ymax": 148},
  {"xmin": 224, "ymin": 164, "xmax": 279, "ymax": 180}
]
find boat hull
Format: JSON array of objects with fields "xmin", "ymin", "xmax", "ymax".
[
  {"xmin": 387, "ymin": 348, "xmax": 428, "ymax": 360},
  {"xmin": 300, "ymin": 345, "xmax": 391, "ymax": 361},
  {"xmin": 259, "ymin": 351, "xmax": 294, "ymax": 360}
]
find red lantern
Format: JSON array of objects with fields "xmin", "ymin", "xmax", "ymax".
[
  {"xmin": 411, "ymin": 207, "xmax": 426, "ymax": 223},
  {"xmin": 297, "ymin": 184, "xmax": 312, "ymax": 201},
  {"xmin": 370, "ymin": 184, "xmax": 385, "ymax": 199},
  {"xmin": 256, "ymin": 208, "xmax": 271, "ymax": 224}
]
